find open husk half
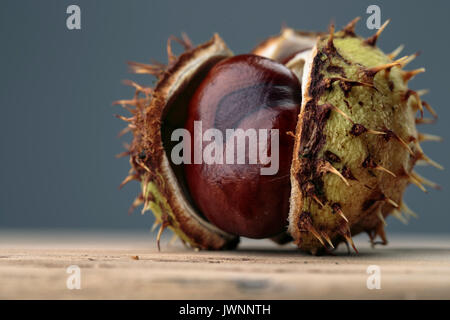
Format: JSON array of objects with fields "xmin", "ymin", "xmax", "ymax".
[
  {"xmin": 117, "ymin": 34, "xmax": 239, "ymax": 250},
  {"xmin": 287, "ymin": 20, "xmax": 440, "ymax": 254}
]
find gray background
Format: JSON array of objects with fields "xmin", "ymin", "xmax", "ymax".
[{"xmin": 0, "ymin": 0, "xmax": 449, "ymax": 234}]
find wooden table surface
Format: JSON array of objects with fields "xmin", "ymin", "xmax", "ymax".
[{"xmin": 0, "ymin": 230, "xmax": 449, "ymax": 299}]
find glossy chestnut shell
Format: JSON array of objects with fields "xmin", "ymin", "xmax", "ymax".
[{"xmin": 184, "ymin": 54, "xmax": 301, "ymax": 238}]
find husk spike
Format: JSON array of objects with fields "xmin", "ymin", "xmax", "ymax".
[{"xmin": 364, "ymin": 19, "xmax": 390, "ymax": 46}]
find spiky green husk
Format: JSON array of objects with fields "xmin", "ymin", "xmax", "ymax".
[{"xmin": 288, "ymin": 23, "xmax": 436, "ymax": 254}]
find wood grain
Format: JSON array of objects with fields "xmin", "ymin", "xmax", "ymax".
[{"xmin": 0, "ymin": 231, "xmax": 449, "ymax": 299}]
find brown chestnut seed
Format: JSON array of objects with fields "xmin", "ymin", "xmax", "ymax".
[{"xmin": 184, "ymin": 54, "xmax": 301, "ymax": 238}]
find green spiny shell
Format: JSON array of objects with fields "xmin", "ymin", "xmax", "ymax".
[{"xmin": 288, "ymin": 25, "xmax": 426, "ymax": 254}]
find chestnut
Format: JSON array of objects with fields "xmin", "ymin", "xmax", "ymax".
[{"xmin": 184, "ymin": 54, "xmax": 302, "ymax": 238}]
